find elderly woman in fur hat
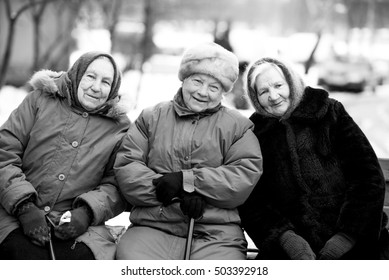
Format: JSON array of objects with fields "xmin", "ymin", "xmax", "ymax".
[
  {"xmin": 239, "ymin": 57, "xmax": 388, "ymax": 260},
  {"xmin": 0, "ymin": 52, "xmax": 130, "ymax": 259},
  {"xmin": 114, "ymin": 42, "xmax": 263, "ymax": 260}
]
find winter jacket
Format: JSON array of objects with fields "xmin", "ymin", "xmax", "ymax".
[
  {"xmin": 239, "ymin": 86, "xmax": 387, "ymax": 259},
  {"xmin": 0, "ymin": 70, "xmax": 130, "ymax": 259},
  {"xmin": 114, "ymin": 90, "xmax": 263, "ymax": 237}
]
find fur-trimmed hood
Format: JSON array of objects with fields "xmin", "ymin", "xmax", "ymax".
[{"xmin": 29, "ymin": 69, "xmax": 128, "ymax": 120}]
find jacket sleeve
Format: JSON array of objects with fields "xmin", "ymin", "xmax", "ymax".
[
  {"xmin": 184, "ymin": 127, "xmax": 263, "ymax": 209},
  {"xmin": 74, "ymin": 134, "xmax": 127, "ymax": 225},
  {"xmin": 0, "ymin": 92, "xmax": 38, "ymax": 214},
  {"xmin": 114, "ymin": 111, "xmax": 161, "ymax": 207},
  {"xmin": 333, "ymin": 101, "xmax": 386, "ymax": 239}
]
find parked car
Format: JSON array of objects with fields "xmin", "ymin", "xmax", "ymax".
[{"xmin": 317, "ymin": 56, "xmax": 376, "ymax": 93}]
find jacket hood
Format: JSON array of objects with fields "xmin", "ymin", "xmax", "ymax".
[{"xmin": 28, "ymin": 69, "xmax": 128, "ymax": 120}]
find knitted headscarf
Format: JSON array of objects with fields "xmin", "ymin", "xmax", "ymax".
[
  {"xmin": 245, "ymin": 57, "xmax": 306, "ymax": 120},
  {"xmin": 58, "ymin": 51, "xmax": 121, "ymax": 113}
]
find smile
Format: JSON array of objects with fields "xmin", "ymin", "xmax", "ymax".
[
  {"xmin": 85, "ymin": 93, "xmax": 99, "ymax": 100},
  {"xmin": 193, "ymin": 96, "xmax": 207, "ymax": 103}
]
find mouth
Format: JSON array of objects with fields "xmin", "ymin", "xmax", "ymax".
[
  {"xmin": 85, "ymin": 93, "xmax": 99, "ymax": 101},
  {"xmin": 193, "ymin": 96, "xmax": 207, "ymax": 103},
  {"xmin": 271, "ymin": 100, "xmax": 284, "ymax": 107}
]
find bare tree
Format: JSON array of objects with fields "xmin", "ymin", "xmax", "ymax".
[
  {"xmin": 0, "ymin": 0, "xmax": 59, "ymax": 88},
  {"xmin": 100, "ymin": 0, "xmax": 123, "ymax": 52}
]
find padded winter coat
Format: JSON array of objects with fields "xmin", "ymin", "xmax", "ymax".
[
  {"xmin": 114, "ymin": 90, "xmax": 263, "ymax": 237},
  {"xmin": 0, "ymin": 70, "xmax": 130, "ymax": 259}
]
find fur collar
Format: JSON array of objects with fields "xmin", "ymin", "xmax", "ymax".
[
  {"xmin": 250, "ymin": 87, "xmax": 330, "ymax": 126},
  {"xmin": 28, "ymin": 70, "xmax": 128, "ymax": 120}
]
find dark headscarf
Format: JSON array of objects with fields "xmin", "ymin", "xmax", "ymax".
[
  {"xmin": 246, "ymin": 57, "xmax": 306, "ymax": 120},
  {"xmin": 58, "ymin": 51, "xmax": 121, "ymax": 114}
]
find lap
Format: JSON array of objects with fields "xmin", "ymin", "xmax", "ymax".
[
  {"xmin": 0, "ymin": 228, "xmax": 94, "ymax": 260},
  {"xmin": 116, "ymin": 224, "xmax": 247, "ymax": 260}
]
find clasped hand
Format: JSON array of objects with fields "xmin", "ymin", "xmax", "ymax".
[{"xmin": 153, "ymin": 172, "xmax": 206, "ymax": 219}]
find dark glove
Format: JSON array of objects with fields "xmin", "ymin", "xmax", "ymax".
[
  {"xmin": 319, "ymin": 232, "xmax": 356, "ymax": 260},
  {"xmin": 54, "ymin": 205, "xmax": 92, "ymax": 240},
  {"xmin": 279, "ymin": 230, "xmax": 316, "ymax": 260},
  {"xmin": 180, "ymin": 192, "xmax": 206, "ymax": 219},
  {"xmin": 153, "ymin": 172, "xmax": 183, "ymax": 206},
  {"xmin": 15, "ymin": 199, "xmax": 50, "ymax": 247}
]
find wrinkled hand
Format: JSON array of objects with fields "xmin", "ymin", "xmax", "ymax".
[
  {"xmin": 54, "ymin": 206, "xmax": 92, "ymax": 240},
  {"xmin": 319, "ymin": 233, "xmax": 356, "ymax": 260},
  {"xmin": 279, "ymin": 230, "xmax": 316, "ymax": 260},
  {"xmin": 180, "ymin": 192, "xmax": 206, "ymax": 219},
  {"xmin": 153, "ymin": 172, "xmax": 183, "ymax": 206},
  {"xmin": 15, "ymin": 200, "xmax": 50, "ymax": 247}
]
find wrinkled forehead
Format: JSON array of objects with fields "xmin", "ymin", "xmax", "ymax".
[{"xmin": 250, "ymin": 62, "xmax": 284, "ymax": 89}]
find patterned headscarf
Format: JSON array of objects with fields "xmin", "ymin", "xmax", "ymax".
[{"xmin": 58, "ymin": 51, "xmax": 121, "ymax": 113}]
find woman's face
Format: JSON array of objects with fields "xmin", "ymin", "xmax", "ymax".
[
  {"xmin": 182, "ymin": 73, "xmax": 223, "ymax": 112},
  {"xmin": 254, "ymin": 64, "xmax": 291, "ymax": 117},
  {"xmin": 77, "ymin": 57, "xmax": 114, "ymax": 111}
]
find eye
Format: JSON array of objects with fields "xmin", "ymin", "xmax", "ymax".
[
  {"xmin": 275, "ymin": 83, "xmax": 283, "ymax": 88},
  {"xmin": 103, "ymin": 80, "xmax": 112, "ymax": 86},
  {"xmin": 192, "ymin": 78, "xmax": 202, "ymax": 85},
  {"xmin": 209, "ymin": 85, "xmax": 219, "ymax": 93},
  {"xmin": 258, "ymin": 89, "xmax": 267, "ymax": 96}
]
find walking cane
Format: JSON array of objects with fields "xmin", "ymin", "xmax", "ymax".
[
  {"xmin": 46, "ymin": 216, "xmax": 56, "ymax": 260},
  {"xmin": 184, "ymin": 218, "xmax": 195, "ymax": 260}
]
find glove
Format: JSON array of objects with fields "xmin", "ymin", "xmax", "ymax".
[
  {"xmin": 180, "ymin": 192, "xmax": 206, "ymax": 219},
  {"xmin": 319, "ymin": 232, "xmax": 356, "ymax": 260},
  {"xmin": 15, "ymin": 199, "xmax": 50, "ymax": 247},
  {"xmin": 153, "ymin": 172, "xmax": 183, "ymax": 206},
  {"xmin": 54, "ymin": 205, "xmax": 92, "ymax": 240},
  {"xmin": 279, "ymin": 230, "xmax": 316, "ymax": 260}
]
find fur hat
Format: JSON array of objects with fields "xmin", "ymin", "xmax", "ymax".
[{"xmin": 178, "ymin": 42, "xmax": 239, "ymax": 92}]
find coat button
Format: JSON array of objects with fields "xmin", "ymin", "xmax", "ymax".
[
  {"xmin": 58, "ymin": 174, "xmax": 66, "ymax": 181},
  {"xmin": 71, "ymin": 141, "xmax": 79, "ymax": 148},
  {"xmin": 184, "ymin": 156, "xmax": 189, "ymax": 161},
  {"xmin": 82, "ymin": 112, "xmax": 89, "ymax": 118},
  {"xmin": 44, "ymin": 206, "xmax": 50, "ymax": 212}
]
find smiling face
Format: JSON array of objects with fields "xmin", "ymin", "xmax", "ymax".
[
  {"xmin": 254, "ymin": 63, "xmax": 291, "ymax": 117},
  {"xmin": 182, "ymin": 73, "xmax": 223, "ymax": 112},
  {"xmin": 77, "ymin": 57, "xmax": 114, "ymax": 111}
]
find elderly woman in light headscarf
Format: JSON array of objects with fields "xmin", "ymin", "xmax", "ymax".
[{"xmin": 239, "ymin": 57, "xmax": 388, "ymax": 260}]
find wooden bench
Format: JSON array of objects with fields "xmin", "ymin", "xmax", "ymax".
[
  {"xmin": 107, "ymin": 158, "xmax": 389, "ymax": 259},
  {"xmin": 380, "ymin": 158, "xmax": 389, "ymax": 219}
]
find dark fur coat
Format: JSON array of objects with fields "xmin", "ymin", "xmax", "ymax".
[{"xmin": 239, "ymin": 86, "xmax": 387, "ymax": 259}]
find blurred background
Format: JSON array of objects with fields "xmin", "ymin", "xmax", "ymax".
[{"xmin": 1, "ymin": 0, "xmax": 389, "ymax": 159}]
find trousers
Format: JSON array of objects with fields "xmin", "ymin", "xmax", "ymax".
[
  {"xmin": 116, "ymin": 224, "xmax": 247, "ymax": 260},
  {"xmin": 0, "ymin": 228, "xmax": 94, "ymax": 260}
]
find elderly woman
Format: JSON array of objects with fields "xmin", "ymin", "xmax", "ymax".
[
  {"xmin": 0, "ymin": 52, "xmax": 130, "ymax": 259},
  {"xmin": 114, "ymin": 42, "xmax": 263, "ymax": 260},
  {"xmin": 239, "ymin": 57, "xmax": 388, "ymax": 260}
]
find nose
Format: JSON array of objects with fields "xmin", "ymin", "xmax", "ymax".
[
  {"xmin": 268, "ymin": 89, "xmax": 279, "ymax": 101},
  {"xmin": 197, "ymin": 85, "xmax": 208, "ymax": 97},
  {"xmin": 91, "ymin": 80, "xmax": 101, "ymax": 92}
]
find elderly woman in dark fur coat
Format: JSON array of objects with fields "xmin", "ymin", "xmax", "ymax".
[{"xmin": 239, "ymin": 57, "xmax": 388, "ymax": 260}]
